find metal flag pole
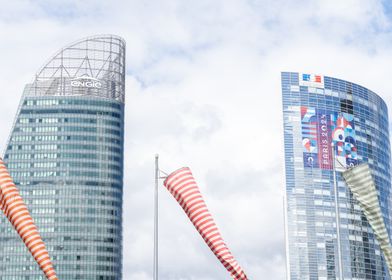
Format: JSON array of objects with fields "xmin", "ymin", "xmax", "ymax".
[
  {"xmin": 154, "ymin": 154, "xmax": 159, "ymax": 280},
  {"xmin": 331, "ymin": 143, "xmax": 344, "ymax": 280}
]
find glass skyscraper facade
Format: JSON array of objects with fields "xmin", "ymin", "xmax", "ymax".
[
  {"xmin": 0, "ymin": 35, "xmax": 125, "ymax": 279},
  {"xmin": 282, "ymin": 72, "xmax": 392, "ymax": 279}
]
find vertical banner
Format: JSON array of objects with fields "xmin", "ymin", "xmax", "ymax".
[
  {"xmin": 331, "ymin": 112, "xmax": 358, "ymax": 171},
  {"xmin": 301, "ymin": 107, "xmax": 319, "ymax": 168},
  {"xmin": 316, "ymin": 111, "xmax": 333, "ymax": 169},
  {"xmin": 301, "ymin": 107, "xmax": 333, "ymax": 169}
]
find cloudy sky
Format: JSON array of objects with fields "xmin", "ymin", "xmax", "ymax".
[{"xmin": 2, "ymin": 0, "xmax": 392, "ymax": 279}]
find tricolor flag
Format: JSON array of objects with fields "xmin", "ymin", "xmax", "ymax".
[
  {"xmin": 343, "ymin": 163, "xmax": 392, "ymax": 276},
  {"xmin": 302, "ymin": 73, "xmax": 322, "ymax": 83},
  {"xmin": 0, "ymin": 158, "xmax": 58, "ymax": 280},
  {"xmin": 299, "ymin": 73, "xmax": 324, "ymax": 88},
  {"xmin": 163, "ymin": 167, "xmax": 248, "ymax": 280}
]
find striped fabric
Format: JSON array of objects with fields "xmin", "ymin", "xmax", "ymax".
[
  {"xmin": 0, "ymin": 158, "xmax": 58, "ymax": 280},
  {"xmin": 343, "ymin": 163, "xmax": 392, "ymax": 276},
  {"xmin": 164, "ymin": 167, "xmax": 248, "ymax": 280}
]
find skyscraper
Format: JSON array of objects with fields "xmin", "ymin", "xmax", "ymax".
[
  {"xmin": 282, "ymin": 72, "xmax": 392, "ymax": 279},
  {"xmin": 0, "ymin": 35, "xmax": 125, "ymax": 279}
]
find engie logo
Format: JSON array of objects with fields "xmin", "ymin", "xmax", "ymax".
[{"xmin": 70, "ymin": 76, "xmax": 102, "ymax": 89}]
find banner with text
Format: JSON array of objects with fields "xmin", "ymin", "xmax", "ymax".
[
  {"xmin": 301, "ymin": 107, "xmax": 332, "ymax": 169},
  {"xmin": 301, "ymin": 107, "xmax": 357, "ymax": 171}
]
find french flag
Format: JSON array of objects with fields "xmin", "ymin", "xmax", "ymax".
[{"xmin": 303, "ymin": 74, "xmax": 322, "ymax": 83}]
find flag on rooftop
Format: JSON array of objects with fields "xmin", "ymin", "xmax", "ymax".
[
  {"xmin": 0, "ymin": 158, "xmax": 58, "ymax": 280},
  {"xmin": 163, "ymin": 167, "xmax": 248, "ymax": 280}
]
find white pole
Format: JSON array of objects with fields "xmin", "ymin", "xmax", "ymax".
[
  {"xmin": 331, "ymin": 144, "xmax": 344, "ymax": 280},
  {"xmin": 154, "ymin": 154, "xmax": 159, "ymax": 280},
  {"xmin": 283, "ymin": 195, "xmax": 291, "ymax": 280}
]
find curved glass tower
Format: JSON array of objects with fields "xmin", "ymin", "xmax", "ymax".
[
  {"xmin": 282, "ymin": 72, "xmax": 392, "ymax": 279},
  {"xmin": 0, "ymin": 35, "xmax": 125, "ymax": 279}
]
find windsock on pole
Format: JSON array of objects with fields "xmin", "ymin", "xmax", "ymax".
[
  {"xmin": 163, "ymin": 167, "xmax": 248, "ymax": 280},
  {"xmin": 0, "ymin": 158, "xmax": 58, "ymax": 280}
]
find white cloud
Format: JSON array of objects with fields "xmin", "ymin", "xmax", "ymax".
[{"xmin": 1, "ymin": 0, "xmax": 392, "ymax": 279}]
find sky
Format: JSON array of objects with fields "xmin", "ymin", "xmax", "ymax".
[{"xmin": 1, "ymin": 0, "xmax": 392, "ymax": 279}]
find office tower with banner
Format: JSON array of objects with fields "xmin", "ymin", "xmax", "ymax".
[
  {"xmin": 0, "ymin": 35, "xmax": 125, "ymax": 279},
  {"xmin": 282, "ymin": 72, "xmax": 392, "ymax": 279}
]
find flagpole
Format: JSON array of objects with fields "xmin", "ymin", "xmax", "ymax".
[
  {"xmin": 154, "ymin": 154, "xmax": 159, "ymax": 280},
  {"xmin": 331, "ymin": 144, "xmax": 344, "ymax": 280}
]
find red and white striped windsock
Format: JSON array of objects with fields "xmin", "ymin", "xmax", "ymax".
[
  {"xmin": 0, "ymin": 158, "xmax": 58, "ymax": 280},
  {"xmin": 163, "ymin": 167, "xmax": 248, "ymax": 280}
]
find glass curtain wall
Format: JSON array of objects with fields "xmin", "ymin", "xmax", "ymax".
[
  {"xmin": 282, "ymin": 72, "xmax": 392, "ymax": 280},
  {"xmin": 0, "ymin": 35, "xmax": 125, "ymax": 280}
]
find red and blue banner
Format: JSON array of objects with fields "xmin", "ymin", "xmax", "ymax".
[
  {"xmin": 331, "ymin": 112, "xmax": 358, "ymax": 170},
  {"xmin": 301, "ymin": 107, "xmax": 357, "ymax": 170},
  {"xmin": 301, "ymin": 107, "xmax": 333, "ymax": 169}
]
